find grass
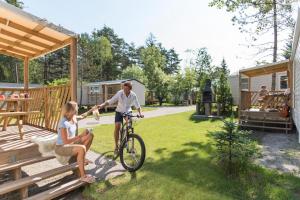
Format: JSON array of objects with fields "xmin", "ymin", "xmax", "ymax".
[
  {"xmin": 79, "ymin": 106, "xmax": 157, "ymax": 117},
  {"xmin": 82, "ymin": 111, "xmax": 300, "ymax": 200}
]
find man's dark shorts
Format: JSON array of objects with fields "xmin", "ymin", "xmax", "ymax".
[{"xmin": 115, "ymin": 112, "xmax": 123, "ymax": 123}]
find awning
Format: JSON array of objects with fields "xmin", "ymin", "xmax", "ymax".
[
  {"xmin": 239, "ymin": 60, "xmax": 290, "ymax": 77},
  {"xmin": 0, "ymin": 1, "xmax": 76, "ymax": 60}
]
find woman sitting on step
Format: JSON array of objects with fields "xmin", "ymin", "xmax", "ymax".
[{"xmin": 55, "ymin": 101, "xmax": 97, "ymax": 183}]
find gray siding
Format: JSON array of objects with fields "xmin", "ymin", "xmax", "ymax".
[{"xmin": 293, "ymin": 42, "xmax": 300, "ymax": 142}]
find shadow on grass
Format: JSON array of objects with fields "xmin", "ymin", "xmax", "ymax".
[{"xmin": 142, "ymin": 146, "xmax": 300, "ymax": 199}]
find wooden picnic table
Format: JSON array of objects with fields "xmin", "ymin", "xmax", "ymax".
[{"xmin": 0, "ymin": 98, "xmax": 33, "ymax": 140}]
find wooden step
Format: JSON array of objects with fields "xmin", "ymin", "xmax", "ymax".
[
  {"xmin": 0, "ymin": 145, "xmax": 41, "ymax": 165},
  {"xmin": 0, "ymin": 155, "xmax": 55, "ymax": 173},
  {"xmin": 240, "ymin": 124, "xmax": 292, "ymax": 130},
  {"xmin": 25, "ymin": 178, "xmax": 86, "ymax": 200},
  {"xmin": 240, "ymin": 119, "xmax": 292, "ymax": 125},
  {"xmin": 0, "ymin": 163, "xmax": 79, "ymax": 195}
]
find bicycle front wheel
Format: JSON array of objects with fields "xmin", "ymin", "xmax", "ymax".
[{"xmin": 120, "ymin": 134, "xmax": 146, "ymax": 172}]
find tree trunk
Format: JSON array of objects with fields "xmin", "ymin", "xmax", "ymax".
[
  {"xmin": 158, "ymin": 97, "xmax": 163, "ymax": 106},
  {"xmin": 271, "ymin": 0, "xmax": 278, "ymax": 91}
]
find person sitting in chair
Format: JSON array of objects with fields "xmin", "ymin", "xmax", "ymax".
[{"xmin": 258, "ymin": 86, "xmax": 268, "ymax": 102}]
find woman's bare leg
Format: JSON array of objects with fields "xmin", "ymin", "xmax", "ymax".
[
  {"xmin": 82, "ymin": 133, "xmax": 94, "ymax": 151},
  {"xmin": 72, "ymin": 145, "xmax": 86, "ymax": 177}
]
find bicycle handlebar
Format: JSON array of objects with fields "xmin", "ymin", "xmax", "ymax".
[{"xmin": 122, "ymin": 112, "xmax": 144, "ymax": 118}]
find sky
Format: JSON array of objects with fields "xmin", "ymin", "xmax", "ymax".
[{"xmin": 21, "ymin": 0, "xmax": 297, "ymax": 74}]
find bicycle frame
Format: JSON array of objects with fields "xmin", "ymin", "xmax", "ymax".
[{"xmin": 120, "ymin": 114, "xmax": 135, "ymax": 147}]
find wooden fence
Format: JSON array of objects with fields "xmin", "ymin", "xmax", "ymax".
[
  {"xmin": 240, "ymin": 91, "xmax": 290, "ymax": 110},
  {"xmin": 0, "ymin": 85, "xmax": 71, "ymax": 132}
]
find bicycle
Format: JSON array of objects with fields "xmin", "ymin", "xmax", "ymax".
[{"xmin": 117, "ymin": 112, "xmax": 146, "ymax": 172}]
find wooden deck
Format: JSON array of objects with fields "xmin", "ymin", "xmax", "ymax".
[
  {"xmin": 0, "ymin": 125, "xmax": 53, "ymax": 153},
  {"xmin": 239, "ymin": 110, "xmax": 293, "ymax": 133},
  {"xmin": 0, "ymin": 125, "xmax": 87, "ymax": 200}
]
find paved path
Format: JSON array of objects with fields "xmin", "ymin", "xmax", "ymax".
[{"xmin": 78, "ymin": 105, "xmax": 196, "ymax": 128}]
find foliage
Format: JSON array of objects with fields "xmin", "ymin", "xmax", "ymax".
[
  {"xmin": 209, "ymin": 0, "xmax": 294, "ymax": 62},
  {"xmin": 283, "ymin": 32, "xmax": 293, "ymax": 59},
  {"xmin": 215, "ymin": 59, "xmax": 233, "ymax": 115},
  {"xmin": 5, "ymin": 0, "xmax": 24, "ymax": 8},
  {"xmin": 121, "ymin": 64, "xmax": 147, "ymax": 85},
  {"xmin": 141, "ymin": 45, "xmax": 170, "ymax": 105},
  {"xmin": 46, "ymin": 78, "xmax": 70, "ymax": 86},
  {"xmin": 210, "ymin": 118, "xmax": 259, "ymax": 174},
  {"xmin": 169, "ymin": 67, "xmax": 197, "ymax": 105}
]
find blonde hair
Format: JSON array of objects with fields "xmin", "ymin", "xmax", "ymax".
[{"xmin": 63, "ymin": 101, "xmax": 78, "ymax": 120}]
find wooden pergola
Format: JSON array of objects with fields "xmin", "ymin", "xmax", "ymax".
[
  {"xmin": 0, "ymin": 1, "xmax": 78, "ymax": 100},
  {"xmin": 239, "ymin": 59, "xmax": 292, "ymax": 92}
]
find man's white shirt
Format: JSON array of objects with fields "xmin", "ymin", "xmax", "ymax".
[{"xmin": 107, "ymin": 90, "xmax": 141, "ymax": 113}]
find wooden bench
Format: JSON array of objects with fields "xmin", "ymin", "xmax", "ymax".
[{"xmin": 0, "ymin": 163, "xmax": 81, "ymax": 199}]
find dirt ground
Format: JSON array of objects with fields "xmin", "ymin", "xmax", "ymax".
[{"xmin": 254, "ymin": 130, "xmax": 300, "ymax": 176}]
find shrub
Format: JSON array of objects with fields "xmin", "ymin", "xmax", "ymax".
[{"xmin": 210, "ymin": 118, "xmax": 259, "ymax": 174}]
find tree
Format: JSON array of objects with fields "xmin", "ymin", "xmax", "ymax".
[
  {"xmin": 169, "ymin": 73, "xmax": 184, "ymax": 105},
  {"xmin": 215, "ymin": 59, "xmax": 232, "ymax": 115},
  {"xmin": 97, "ymin": 36, "xmax": 113, "ymax": 80},
  {"xmin": 5, "ymin": 0, "xmax": 24, "ymax": 8},
  {"xmin": 209, "ymin": 0, "xmax": 294, "ymax": 90},
  {"xmin": 161, "ymin": 47, "xmax": 181, "ymax": 74},
  {"xmin": 141, "ymin": 46, "xmax": 169, "ymax": 106},
  {"xmin": 210, "ymin": 119, "xmax": 259, "ymax": 174},
  {"xmin": 283, "ymin": 32, "xmax": 293, "ymax": 59},
  {"xmin": 121, "ymin": 64, "xmax": 147, "ymax": 84},
  {"xmin": 169, "ymin": 67, "xmax": 197, "ymax": 105}
]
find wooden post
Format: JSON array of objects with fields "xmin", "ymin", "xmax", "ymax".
[
  {"xmin": 70, "ymin": 37, "xmax": 77, "ymax": 102},
  {"xmin": 23, "ymin": 57, "xmax": 29, "ymax": 90},
  {"xmin": 248, "ymin": 77, "xmax": 251, "ymax": 92}
]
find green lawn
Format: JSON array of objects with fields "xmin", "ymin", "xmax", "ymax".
[
  {"xmin": 82, "ymin": 111, "xmax": 300, "ymax": 200},
  {"xmin": 81, "ymin": 106, "xmax": 157, "ymax": 117}
]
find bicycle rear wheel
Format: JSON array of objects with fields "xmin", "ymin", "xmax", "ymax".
[{"xmin": 120, "ymin": 134, "xmax": 145, "ymax": 172}]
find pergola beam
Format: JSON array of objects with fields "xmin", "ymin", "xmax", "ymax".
[
  {"xmin": 0, "ymin": 17, "xmax": 63, "ymax": 44},
  {"xmin": 30, "ymin": 38, "xmax": 72, "ymax": 59},
  {"xmin": 0, "ymin": 49, "xmax": 24, "ymax": 60},
  {"xmin": 0, "ymin": 29, "xmax": 52, "ymax": 49},
  {"xmin": 0, "ymin": 43, "xmax": 33, "ymax": 57},
  {"xmin": 0, "ymin": 37, "xmax": 41, "ymax": 53}
]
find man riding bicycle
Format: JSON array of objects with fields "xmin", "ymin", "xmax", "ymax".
[{"xmin": 98, "ymin": 81, "xmax": 144, "ymax": 155}]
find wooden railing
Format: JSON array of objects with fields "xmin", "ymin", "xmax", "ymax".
[
  {"xmin": 240, "ymin": 91, "xmax": 290, "ymax": 110},
  {"xmin": 0, "ymin": 85, "xmax": 71, "ymax": 132}
]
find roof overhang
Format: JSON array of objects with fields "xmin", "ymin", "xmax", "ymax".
[
  {"xmin": 239, "ymin": 60, "xmax": 289, "ymax": 77},
  {"xmin": 0, "ymin": 1, "xmax": 77, "ymax": 60}
]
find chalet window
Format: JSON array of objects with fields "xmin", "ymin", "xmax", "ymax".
[
  {"xmin": 90, "ymin": 86, "xmax": 100, "ymax": 93},
  {"xmin": 108, "ymin": 86, "xmax": 113, "ymax": 94},
  {"xmin": 280, "ymin": 76, "xmax": 288, "ymax": 89},
  {"xmin": 241, "ymin": 78, "xmax": 249, "ymax": 90}
]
